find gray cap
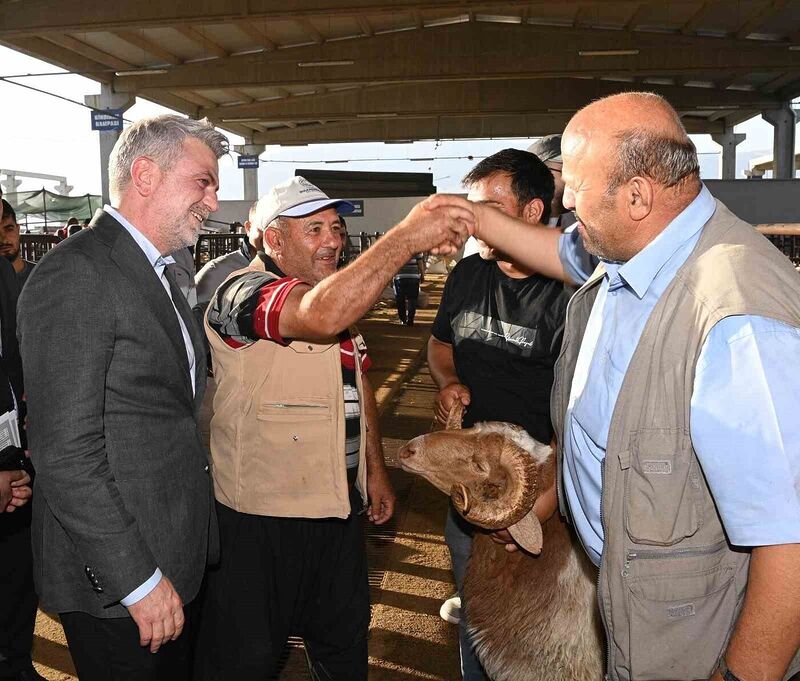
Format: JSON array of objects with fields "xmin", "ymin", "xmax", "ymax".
[
  {"xmin": 527, "ymin": 134, "xmax": 562, "ymax": 164},
  {"xmin": 253, "ymin": 175, "xmax": 354, "ymax": 229}
]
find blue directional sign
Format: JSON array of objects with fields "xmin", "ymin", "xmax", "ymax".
[
  {"xmin": 347, "ymin": 199, "xmax": 364, "ymax": 217},
  {"xmin": 238, "ymin": 155, "xmax": 260, "ymax": 169},
  {"xmin": 90, "ymin": 109, "xmax": 124, "ymax": 131}
]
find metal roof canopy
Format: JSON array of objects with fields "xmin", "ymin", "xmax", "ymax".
[
  {"xmin": 296, "ymin": 168, "xmax": 436, "ymax": 196},
  {"xmin": 2, "ymin": 0, "xmax": 799, "ymax": 145}
]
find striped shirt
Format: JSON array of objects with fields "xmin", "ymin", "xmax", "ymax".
[
  {"xmin": 207, "ymin": 256, "xmax": 370, "ymax": 470},
  {"xmin": 339, "ymin": 333, "xmax": 367, "ymax": 469}
]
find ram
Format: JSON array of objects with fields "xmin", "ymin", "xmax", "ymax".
[{"xmin": 398, "ymin": 404, "xmax": 603, "ymax": 681}]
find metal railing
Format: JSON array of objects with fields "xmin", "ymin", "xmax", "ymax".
[
  {"xmin": 20, "ymin": 233, "xmax": 250, "ymax": 272},
  {"xmin": 194, "ymin": 233, "xmax": 246, "ymax": 270},
  {"xmin": 22, "ymin": 226, "xmax": 797, "ymax": 272},
  {"xmin": 757, "ymin": 225, "xmax": 800, "ymax": 267},
  {"xmin": 357, "ymin": 231, "xmax": 381, "ymax": 254},
  {"xmin": 19, "ymin": 234, "xmax": 60, "ymax": 262}
]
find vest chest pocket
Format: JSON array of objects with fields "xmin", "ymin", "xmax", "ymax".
[{"xmin": 622, "ymin": 428, "xmax": 701, "ymax": 546}]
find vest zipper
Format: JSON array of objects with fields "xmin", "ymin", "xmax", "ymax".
[
  {"xmin": 553, "ymin": 298, "xmax": 572, "ymax": 521},
  {"xmin": 263, "ymin": 402, "xmax": 327, "ymax": 409},
  {"xmin": 598, "ymin": 458, "xmax": 612, "ymax": 681},
  {"xmin": 625, "ymin": 539, "xmax": 727, "ymax": 562}
]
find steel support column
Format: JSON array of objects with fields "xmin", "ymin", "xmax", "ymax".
[
  {"xmin": 234, "ymin": 143, "xmax": 265, "ymax": 202},
  {"xmin": 85, "ymin": 84, "xmax": 135, "ymax": 205},
  {"xmin": 762, "ymin": 103, "xmax": 797, "ymax": 179},
  {"xmin": 711, "ymin": 129, "xmax": 746, "ymax": 179}
]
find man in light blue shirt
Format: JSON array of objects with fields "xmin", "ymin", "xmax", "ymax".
[
  {"xmin": 431, "ymin": 92, "xmax": 800, "ymax": 681},
  {"xmin": 560, "ymin": 183, "xmax": 800, "ymax": 569}
]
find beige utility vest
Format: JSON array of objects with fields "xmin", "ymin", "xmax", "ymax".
[
  {"xmin": 552, "ymin": 200, "xmax": 800, "ymax": 681},
  {"xmin": 204, "ymin": 260, "xmax": 368, "ymax": 519}
]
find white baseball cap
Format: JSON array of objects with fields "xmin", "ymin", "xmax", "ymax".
[{"xmin": 254, "ymin": 176, "xmax": 354, "ymax": 229}]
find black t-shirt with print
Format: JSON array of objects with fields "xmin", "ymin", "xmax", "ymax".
[{"xmin": 431, "ymin": 254, "xmax": 569, "ymax": 443}]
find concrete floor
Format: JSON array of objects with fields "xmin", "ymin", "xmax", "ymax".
[{"xmin": 30, "ymin": 275, "xmax": 461, "ymax": 681}]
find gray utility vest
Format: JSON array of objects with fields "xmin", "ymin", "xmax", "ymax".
[{"xmin": 552, "ymin": 200, "xmax": 800, "ymax": 681}]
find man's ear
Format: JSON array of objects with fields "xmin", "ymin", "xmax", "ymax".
[
  {"xmin": 263, "ymin": 226, "xmax": 282, "ymax": 254},
  {"xmin": 522, "ymin": 197, "xmax": 545, "ymax": 224},
  {"xmin": 130, "ymin": 156, "xmax": 159, "ymax": 198},
  {"xmin": 626, "ymin": 177, "xmax": 653, "ymax": 222}
]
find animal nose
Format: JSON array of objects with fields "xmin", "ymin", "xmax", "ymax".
[{"xmin": 398, "ymin": 445, "xmax": 415, "ymax": 460}]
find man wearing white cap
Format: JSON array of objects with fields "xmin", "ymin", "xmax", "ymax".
[{"xmin": 195, "ymin": 176, "xmax": 472, "ymax": 680}]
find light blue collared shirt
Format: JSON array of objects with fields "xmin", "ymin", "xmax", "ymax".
[
  {"xmin": 559, "ymin": 223, "xmax": 598, "ymax": 286},
  {"xmin": 105, "ymin": 205, "xmax": 196, "ymax": 606},
  {"xmin": 559, "ymin": 186, "xmax": 800, "ymax": 566}
]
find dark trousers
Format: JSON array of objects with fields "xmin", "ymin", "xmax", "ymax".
[
  {"xmin": 195, "ymin": 496, "xmax": 370, "ymax": 681},
  {"xmin": 60, "ymin": 599, "xmax": 197, "ymax": 681},
  {"xmin": 445, "ymin": 506, "xmax": 488, "ymax": 680},
  {"xmin": 392, "ymin": 277, "xmax": 420, "ymax": 325},
  {"xmin": 0, "ymin": 504, "xmax": 37, "ymax": 677}
]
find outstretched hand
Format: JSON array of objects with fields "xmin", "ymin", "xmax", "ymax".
[{"xmin": 400, "ymin": 195, "xmax": 475, "ymax": 255}]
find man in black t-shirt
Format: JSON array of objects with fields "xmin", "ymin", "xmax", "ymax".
[{"xmin": 428, "ymin": 149, "xmax": 569, "ymax": 681}]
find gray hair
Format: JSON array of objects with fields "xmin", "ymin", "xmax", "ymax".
[
  {"xmin": 606, "ymin": 129, "xmax": 700, "ymax": 193},
  {"xmin": 248, "ymin": 201, "xmax": 259, "ymax": 223},
  {"xmin": 108, "ymin": 114, "xmax": 228, "ymax": 202},
  {"xmin": 265, "ymin": 216, "xmax": 289, "ymax": 232},
  {"xmin": 262, "ymin": 216, "xmax": 288, "ymax": 257}
]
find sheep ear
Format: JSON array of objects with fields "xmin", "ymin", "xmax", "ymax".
[
  {"xmin": 445, "ymin": 401, "xmax": 464, "ymax": 431},
  {"xmin": 508, "ymin": 510, "xmax": 543, "ymax": 555},
  {"xmin": 450, "ymin": 483, "xmax": 471, "ymax": 517}
]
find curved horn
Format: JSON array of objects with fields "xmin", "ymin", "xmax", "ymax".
[
  {"xmin": 456, "ymin": 434, "xmax": 538, "ymax": 531},
  {"xmin": 450, "ymin": 483, "xmax": 471, "ymax": 517},
  {"xmin": 445, "ymin": 401, "xmax": 464, "ymax": 431}
]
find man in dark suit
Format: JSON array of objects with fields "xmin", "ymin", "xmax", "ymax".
[
  {"xmin": 17, "ymin": 114, "xmax": 227, "ymax": 681},
  {"xmin": 0, "ymin": 257, "xmax": 38, "ymax": 681}
]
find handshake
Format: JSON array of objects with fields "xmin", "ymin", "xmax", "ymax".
[{"xmin": 398, "ymin": 194, "xmax": 482, "ymax": 256}]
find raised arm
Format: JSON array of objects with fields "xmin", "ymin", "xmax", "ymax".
[
  {"xmin": 277, "ymin": 198, "xmax": 472, "ymax": 340},
  {"xmin": 427, "ymin": 195, "xmax": 572, "ymax": 284},
  {"xmin": 207, "ymin": 197, "xmax": 473, "ymax": 345}
]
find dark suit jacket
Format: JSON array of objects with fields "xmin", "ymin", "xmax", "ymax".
[{"xmin": 18, "ymin": 209, "xmax": 216, "ymax": 618}]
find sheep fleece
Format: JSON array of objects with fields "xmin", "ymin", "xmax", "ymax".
[{"xmin": 463, "ymin": 520, "xmax": 603, "ymax": 681}]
